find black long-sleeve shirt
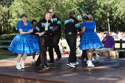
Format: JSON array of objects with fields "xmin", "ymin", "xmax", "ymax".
[
  {"xmin": 51, "ymin": 15, "xmax": 61, "ymax": 34},
  {"xmin": 33, "ymin": 18, "xmax": 53, "ymax": 37},
  {"xmin": 64, "ymin": 16, "xmax": 81, "ymax": 34}
]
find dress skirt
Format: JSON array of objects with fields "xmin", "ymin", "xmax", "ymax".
[
  {"xmin": 8, "ymin": 33, "xmax": 37, "ymax": 54},
  {"xmin": 79, "ymin": 31, "xmax": 103, "ymax": 50}
]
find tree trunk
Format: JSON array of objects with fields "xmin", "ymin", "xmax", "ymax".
[
  {"xmin": 2, "ymin": 20, "xmax": 4, "ymax": 35},
  {"xmin": 107, "ymin": 18, "xmax": 110, "ymax": 32}
]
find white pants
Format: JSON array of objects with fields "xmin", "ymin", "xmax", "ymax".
[{"xmin": 102, "ymin": 48, "xmax": 112, "ymax": 52}]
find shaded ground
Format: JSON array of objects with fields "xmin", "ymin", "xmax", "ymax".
[{"xmin": 0, "ymin": 53, "xmax": 125, "ymax": 83}]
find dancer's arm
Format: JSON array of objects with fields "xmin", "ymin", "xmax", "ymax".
[
  {"xmin": 76, "ymin": 27, "xmax": 86, "ymax": 37},
  {"xmin": 35, "ymin": 32, "xmax": 45, "ymax": 36},
  {"xmin": 19, "ymin": 29, "xmax": 33, "ymax": 34},
  {"xmin": 53, "ymin": 16, "xmax": 61, "ymax": 32}
]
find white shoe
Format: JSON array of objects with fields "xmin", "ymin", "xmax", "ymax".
[
  {"xmin": 86, "ymin": 60, "xmax": 89, "ymax": 64},
  {"xmin": 20, "ymin": 60, "xmax": 25, "ymax": 68},
  {"xmin": 92, "ymin": 57, "xmax": 95, "ymax": 61},
  {"xmin": 31, "ymin": 59, "xmax": 36, "ymax": 64},
  {"xmin": 86, "ymin": 58, "xmax": 94, "ymax": 64},
  {"xmin": 16, "ymin": 63, "xmax": 21, "ymax": 70},
  {"xmin": 87, "ymin": 61, "xmax": 95, "ymax": 67},
  {"xmin": 67, "ymin": 63, "xmax": 75, "ymax": 68},
  {"xmin": 96, "ymin": 54, "xmax": 100, "ymax": 60},
  {"xmin": 72, "ymin": 62, "xmax": 79, "ymax": 66}
]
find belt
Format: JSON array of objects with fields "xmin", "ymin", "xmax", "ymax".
[
  {"xmin": 31, "ymin": 37, "xmax": 37, "ymax": 38},
  {"xmin": 41, "ymin": 35, "xmax": 49, "ymax": 37}
]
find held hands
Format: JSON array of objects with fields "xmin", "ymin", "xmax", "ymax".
[
  {"xmin": 28, "ymin": 29, "xmax": 33, "ymax": 33},
  {"xmin": 38, "ymin": 32, "xmax": 44, "ymax": 36},
  {"xmin": 76, "ymin": 34, "xmax": 79, "ymax": 38}
]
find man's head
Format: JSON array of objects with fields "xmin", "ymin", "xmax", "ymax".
[
  {"xmin": 49, "ymin": 8, "xmax": 55, "ymax": 17},
  {"xmin": 82, "ymin": 16, "xmax": 89, "ymax": 22},
  {"xmin": 69, "ymin": 11, "xmax": 75, "ymax": 17},
  {"xmin": 105, "ymin": 31, "xmax": 110, "ymax": 37},
  {"xmin": 45, "ymin": 12, "xmax": 51, "ymax": 20}
]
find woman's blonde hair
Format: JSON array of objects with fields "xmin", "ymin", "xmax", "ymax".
[{"xmin": 87, "ymin": 14, "xmax": 93, "ymax": 21}]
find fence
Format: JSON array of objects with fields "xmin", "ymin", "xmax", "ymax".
[
  {"xmin": 0, "ymin": 39, "xmax": 125, "ymax": 51},
  {"xmin": 114, "ymin": 39, "xmax": 125, "ymax": 50},
  {"xmin": 0, "ymin": 40, "xmax": 12, "ymax": 48}
]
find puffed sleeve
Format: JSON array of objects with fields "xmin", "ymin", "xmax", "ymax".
[
  {"xmin": 81, "ymin": 22, "xmax": 86, "ymax": 29},
  {"xmin": 16, "ymin": 20, "xmax": 23, "ymax": 31}
]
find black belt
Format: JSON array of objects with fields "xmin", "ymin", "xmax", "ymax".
[
  {"xmin": 40, "ymin": 35, "xmax": 49, "ymax": 37},
  {"xmin": 31, "ymin": 37, "xmax": 37, "ymax": 38}
]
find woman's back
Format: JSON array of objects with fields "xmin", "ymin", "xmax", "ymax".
[
  {"xmin": 82, "ymin": 21, "xmax": 96, "ymax": 32},
  {"xmin": 79, "ymin": 21, "xmax": 103, "ymax": 50}
]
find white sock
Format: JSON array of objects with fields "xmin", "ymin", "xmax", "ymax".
[{"xmin": 32, "ymin": 59, "xmax": 35, "ymax": 62}]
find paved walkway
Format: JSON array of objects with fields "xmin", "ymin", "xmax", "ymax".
[{"xmin": 0, "ymin": 53, "xmax": 125, "ymax": 83}]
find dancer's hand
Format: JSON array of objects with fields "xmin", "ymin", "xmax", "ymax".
[
  {"xmin": 28, "ymin": 29, "xmax": 33, "ymax": 33},
  {"xmin": 76, "ymin": 34, "xmax": 79, "ymax": 38},
  {"xmin": 39, "ymin": 32, "xmax": 44, "ymax": 36}
]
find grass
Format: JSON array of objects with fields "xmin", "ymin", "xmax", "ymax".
[
  {"xmin": 0, "ymin": 33, "xmax": 17, "ymax": 40},
  {"xmin": 0, "ymin": 52, "xmax": 32, "ymax": 60},
  {"xmin": 0, "ymin": 53, "xmax": 17, "ymax": 60}
]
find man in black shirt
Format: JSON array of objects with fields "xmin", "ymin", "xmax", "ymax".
[
  {"xmin": 33, "ymin": 12, "xmax": 53, "ymax": 70},
  {"xmin": 64, "ymin": 11, "xmax": 81, "ymax": 68},
  {"xmin": 48, "ymin": 9, "xmax": 62, "ymax": 63}
]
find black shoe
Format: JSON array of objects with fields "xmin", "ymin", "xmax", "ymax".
[
  {"xmin": 78, "ymin": 57, "xmax": 83, "ymax": 60},
  {"xmin": 42, "ymin": 65, "xmax": 51, "ymax": 70},
  {"xmin": 48, "ymin": 60, "xmax": 54, "ymax": 63},
  {"xmin": 55, "ymin": 58, "xmax": 61, "ymax": 61},
  {"xmin": 36, "ymin": 66, "xmax": 41, "ymax": 69}
]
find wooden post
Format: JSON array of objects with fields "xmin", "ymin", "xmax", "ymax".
[{"xmin": 120, "ymin": 39, "xmax": 122, "ymax": 49}]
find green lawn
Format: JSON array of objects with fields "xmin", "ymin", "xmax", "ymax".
[
  {"xmin": 0, "ymin": 33, "xmax": 17, "ymax": 40},
  {"xmin": 0, "ymin": 53, "xmax": 17, "ymax": 60},
  {"xmin": 0, "ymin": 53, "xmax": 33, "ymax": 60}
]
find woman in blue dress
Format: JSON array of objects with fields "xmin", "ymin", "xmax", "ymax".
[
  {"xmin": 77, "ymin": 15, "xmax": 103, "ymax": 67},
  {"xmin": 31, "ymin": 19, "xmax": 40, "ymax": 64},
  {"xmin": 8, "ymin": 14, "xmax": 37, "ymax": 70}
]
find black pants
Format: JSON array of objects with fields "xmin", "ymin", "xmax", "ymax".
[
  {"xmin": 65, "ymin": 33, "xmax": 76, "ymax": 63},
  {"xmin": 35, "ymin": 37, "xmax": 49, "ymax": 67},
  {"xmin": 49, "ymin": 34, "xmax": 61, "ymax": 61},
  {"xmin": 81, "ymin": 50, "xmax": 88, "ymax": 60}
]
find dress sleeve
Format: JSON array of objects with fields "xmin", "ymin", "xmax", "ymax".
[
  {"xmin": 81, "ymin": 22, "xmax": 86, "ymax": 29},
  {"xmin": 16, "ymin": 20, "xmax": 23, "ymax": 31}
]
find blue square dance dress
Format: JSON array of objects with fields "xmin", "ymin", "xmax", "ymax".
[
  {"xmin": 31, "ymin": 26, "xmax": 40, "ymax": 52},
  {"xmin": 79, "ymin": 21, "xmax": 103, "ymax": 50},
  {"xmin": 8, "ymin": 20, "xmax": 37, "ymax": 54}
]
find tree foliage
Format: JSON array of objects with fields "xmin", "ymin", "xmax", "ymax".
[{"xmin": 0, "ymin": 0, "xmax": 125, "ymax": 35}]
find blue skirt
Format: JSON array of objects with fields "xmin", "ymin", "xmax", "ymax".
[
  {"xmin": 79, "ymin": 31, "xmax": 103, "ymax": 50},
  {"xmin": 31, "ymin": 35, "xmax": 40, "ymax": 52},
  {"xmin": 8, "ymin": 33, "xmax": 37, "ymax": 54}
]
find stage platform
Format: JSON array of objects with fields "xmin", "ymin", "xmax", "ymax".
[{"xmin": 0, "ymin": 53, "xmax": 125, "ymax": 83}]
